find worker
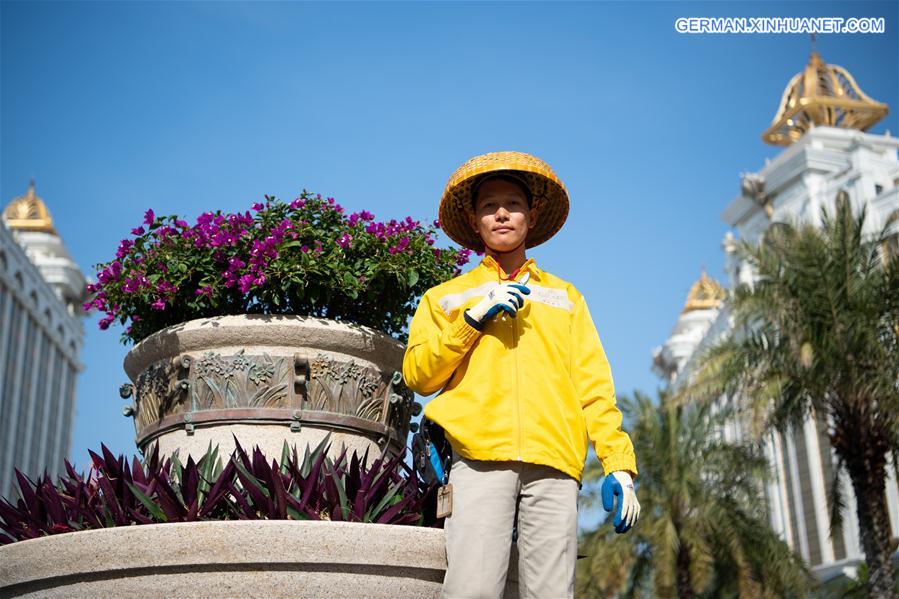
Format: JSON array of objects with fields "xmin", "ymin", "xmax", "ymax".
[{"xmin": 402, "ymin": 151, "xmax": 640, "ymax": 599}]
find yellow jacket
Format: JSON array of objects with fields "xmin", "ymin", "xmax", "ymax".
[{"xmin": 402, "ymin": 254, "xmax": 637, "ymax": 482}]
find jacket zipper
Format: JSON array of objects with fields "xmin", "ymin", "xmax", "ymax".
[{"xmin": 514, "ymin": 303, "xmax": 522, "ymax": 461}]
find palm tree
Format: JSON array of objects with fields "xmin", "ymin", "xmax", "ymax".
[
  {"xmin": 576, "ymin": 389, "xmax": 812, "ymax": 598},
  {"xmin": 817, "ymin": 561, "xmax": 899, "ymax": 598},
  {"xmin": 681, "ymin": 192, "xmax": 899, "ymax": 598}
]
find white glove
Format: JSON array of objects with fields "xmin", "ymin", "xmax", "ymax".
[
  {"xmin": 601, "ymin": 470, "xmax": 640, "ymax": 533},
  {"xmin": 464, "ymin": 272, "xmax": 531, "ymax": 329}
]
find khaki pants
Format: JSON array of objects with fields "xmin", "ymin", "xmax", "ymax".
[{"xmin": 441, "ymin": 451, "xmax": 579, "ymax": 599}]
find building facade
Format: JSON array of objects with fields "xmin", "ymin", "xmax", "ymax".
[
  {"xmin": 652, "ymin": 51, "xmax": 899, "ymax": 581},
  {"xmin": 0, "ymin": 182, "xmax": 87, "ymax": 500}
]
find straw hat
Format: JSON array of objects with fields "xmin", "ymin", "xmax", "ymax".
[{"xmin": 438, "ymin": 151, "xmax": 570, "ymax": 252}]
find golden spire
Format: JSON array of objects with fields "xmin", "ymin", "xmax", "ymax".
[
  {"xmin": 2, "ymin": 179, "xmax": 57, "ymax": 234},
  {"xmin": 762, "ymin": 50, "xmax": 889, "ymax": 146},
  {"xmin": 682, "ymin": 269, "xmax": 726, "ymax": 313}
]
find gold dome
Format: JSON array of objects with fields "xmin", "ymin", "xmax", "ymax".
[
  {"xmin": 682, "ymin": 270, "xmax": 726, "ymax": 313},
  {"xmin": 2, "ymin": 180, "xmax": 57, "ymax": 234},
  {"xmin": 763, "ymin": 51, "xmax": 889, "ymax": 146}
]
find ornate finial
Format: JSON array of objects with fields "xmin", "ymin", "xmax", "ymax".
[
  {"xmin": 2, "ymin": 180, "xmax": 57, "ymax": 234},
  {"xmin": 682, "ymin": 270, "xmax": 726, "ymax": 313},
  {"xmin": 762, "ymin": 50, "xmax": 889, "ymax": 146}
]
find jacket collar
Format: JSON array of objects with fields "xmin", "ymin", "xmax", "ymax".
[{"xmin": 479, "ymin": 254, "xmax": 542, "ymax": 281}]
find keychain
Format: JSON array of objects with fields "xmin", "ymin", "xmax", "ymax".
[{"xmin": 436, "ymin": 483, "xmax": 453, "ymax": 518}]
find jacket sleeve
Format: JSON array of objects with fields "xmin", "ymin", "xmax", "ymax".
[
  {"xmin": 570, "ymin": 293, "xmax": 638, "ymax": 477},
  {"xmin": 402, "ymin": 291, "xmax": 483, "ymax": 396}
]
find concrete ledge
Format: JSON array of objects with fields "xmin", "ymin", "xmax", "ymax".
[{"xmin": 0, "ymin": 520, "xmax": 519, "ymax": 598}]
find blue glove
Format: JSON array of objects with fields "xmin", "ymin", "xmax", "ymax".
[{"xmin": 601, "ymin": 471, "xmax": 640, "ymax": 534}]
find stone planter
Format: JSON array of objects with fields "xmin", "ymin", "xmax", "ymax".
[
  {"xmin": 0, "ymin": 520, "xmax": 520, "ymax": 598},
  {"xmin": 120, "ymin": 314, "xmax": 418, "ymax": 465}
]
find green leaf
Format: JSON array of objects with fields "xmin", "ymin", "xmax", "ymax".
[
  {"xmin": 329, "ymin": 467, "xmax": 350, "ymax": 520},
  {"xmin": 126, "ymin": 481, "xmax": 169, "ymax": 522},
  {"xmin": 365, "ymin": 482, "xmax": 403, "ymax": 522},
  {"xmin": 287, "ymin": 505, "xmax": 310, "ymax": 520},
  {"xmin": 407, "ymin": 270, "xmax": 419, "ymax": 287}
]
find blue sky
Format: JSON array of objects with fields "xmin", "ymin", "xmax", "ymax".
[{"xmin": 2, "ymin": 1, "xmax": 896, "ymax": 529}]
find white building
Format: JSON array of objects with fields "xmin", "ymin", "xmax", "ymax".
[
  {"xmin": 652, "ymin": 51, "xmax": 899, "ymax": 581},
  {"xmin": 0, "ymin": 181, "xmax": 87, "ymax": 500}
]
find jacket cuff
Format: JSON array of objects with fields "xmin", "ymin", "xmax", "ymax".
[
  {"xmin": 601, "ymin": 452, "xmax": 638, "ymax": 478},
  {"xmin": 453, "ymin": 312, "xmax": 483, "ymax": 344}
]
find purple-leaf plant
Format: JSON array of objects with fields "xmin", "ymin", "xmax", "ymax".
[
  {"xmin": 84, "ymin": 191, "xmax": 474, "ymax": 345},
  {"xmin": 0, "ymin": 433, "xmax": 438, "ymax": 545}
]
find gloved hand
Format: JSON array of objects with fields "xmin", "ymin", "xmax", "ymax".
[
  {"xmin": 464, "ymin": 272, "xmax": 531, "ymax": 329},
  {"xmin": 601, "ymin": 470, "xmax": 640, "ymax": 534}
]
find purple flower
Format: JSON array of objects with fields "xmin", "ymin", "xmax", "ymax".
[
  {"xmin": 143, "ymin": 209, "xmax": 155, "ymax": 226},
  {"xmin": 156, "ymin": 280, "xmax": 176, "ymax": 295},
  {"xmin": 432, "ymin": 248, "xmax": 442, "ymax": 258},
  {"xmin": 174, "ymin": 219, "xmax": 188, "ymax": 228},
  {"xmin": 195, "ymin": 285, "xmax": 213, "ymax": 298},
  {"xmin": 396, "ymin": 236, "xmax": 410, "ymax": 252},
  {"xmin": 456, "ymin": 248, "xmax": 472, "ymax": 266},
  {"xmin": 301, "ymin": 245, "xmax": 309, "ymax": 253},
  {"xmin": 336, "ymin": 233, "xmax": 353, "ymax": 249},
  {"xmin": 122, "ymin": 277, "xmax": 141, "ymax": 294},
  {"xmin": 98, "ymin": 315, "xmax": 115, "ymax": 330},
  {"xmin": 115, "ymin": 239, "xmax": 134, "ymax": 259},
  {"xmin": 290, "ymin": 198, "xmax": 306, "ymax": 209},
  {"xmin": 131, "ymin": 226, "xmax": 145, "ymax": 236},
  {"xmin": 151, "ymin": 299, "xmax": 166, "ymax": 311},
  {"xmin": 252, "ymin": 202, "xmax": 264, "ymax": 211},
  {"xmin": 433, "ymin": 219, "xmax": 441, "ymax": 228},
  {"xmin": 97, "ymin": 261, "xmax": 123, "ymax": 284},
  {"xmin": 360, "ymin": 210, "xmax": 374, "ymax": 221},
  {"xmin": 156, "ymin": 226, "xmax": 175, "ymax": 240},
  {"xmin": 238, "ymin": 274, "xmax": 255, "ymax": 294}
]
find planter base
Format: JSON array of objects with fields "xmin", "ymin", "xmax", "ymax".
[{"xmin": 0, "ymin": 520, "xmax": 520, "ymax": 598}]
